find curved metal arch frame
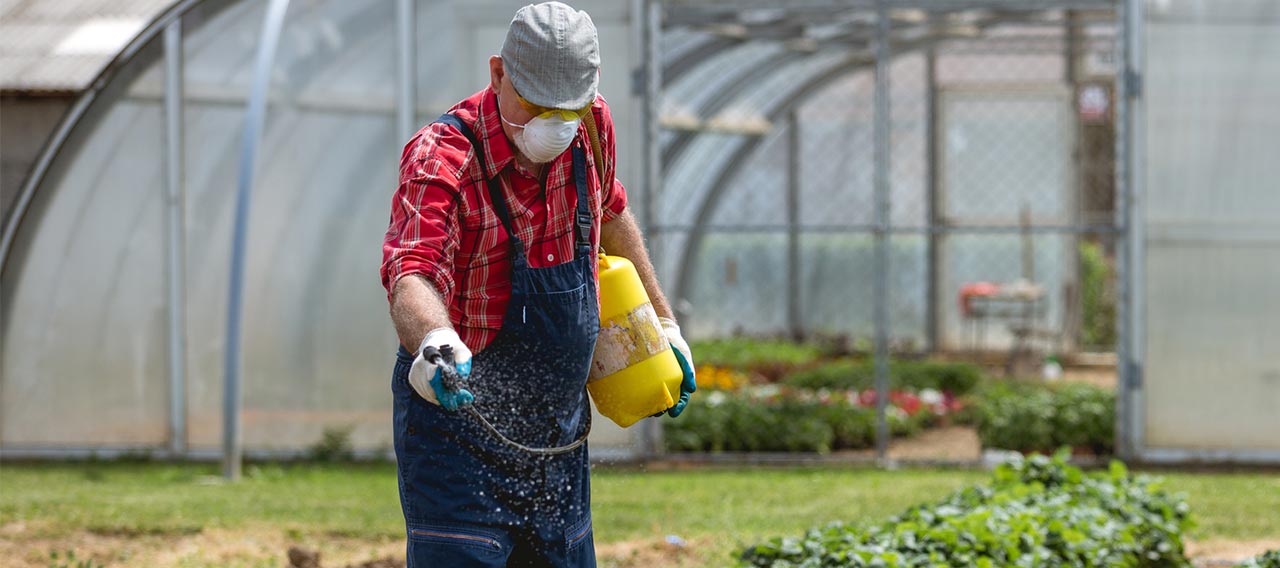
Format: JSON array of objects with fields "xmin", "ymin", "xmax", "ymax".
[
  {"xmin": 661, "ymin": 47, "xmax": 817, "ymax": 166},
  {"xmin": 670, "ymin": 54, "xmax": 874, "ymax": 312},
  {"xmin": 666, "ymin": 8, "xmax": 1047, "ymax": 316},
  {"xmin": 0, "ymin": 0, "xmax": 214, "ymax": 275},
  {"xmin": 663, "ymin": 35, "xmax": 743, "ymax": 88}
]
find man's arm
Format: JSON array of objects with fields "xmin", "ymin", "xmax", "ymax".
[
  {"xmin": 599, "ymin": 208, "xmax": 673, "ymax": 319},
  {"xmin": 390, "ymin": 274, "xmax": 453, "ymax": 351}
]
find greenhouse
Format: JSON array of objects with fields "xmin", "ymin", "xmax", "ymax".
[{"xmin": 1, "ymin": 0, "xmax": 1277, "ymax": 467}]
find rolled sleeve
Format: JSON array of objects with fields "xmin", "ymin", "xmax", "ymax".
[
  {"xmin": 380, "ymin": 134, "xmax": 464, "ymax": 303},
  {"xmin": 595, "ymin": 98, "xmax": 629, "ymax": 223}
]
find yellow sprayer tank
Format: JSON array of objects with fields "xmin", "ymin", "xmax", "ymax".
[{"xmin": 588, "ymin": 255, "xmax": 684, "ymax": 428}]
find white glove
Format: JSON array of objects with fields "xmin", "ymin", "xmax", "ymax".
[
  {"xmin": 660, "ymin": 318, "xmax": 692, "ymax": 366},
  {"xmin": 408, "ymin": 328, "xmax": 475, "ymax": 410},
  {"xmin": 659, "ymin": 317, "xmax": 697, "ymax": 417}
]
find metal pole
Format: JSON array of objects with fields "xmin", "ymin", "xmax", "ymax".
[
  {"xmin": 786, "ymin": 110, "xmax": 802, "ymax": 339},
  {"xmin": 1065, "ymin": 9, "xmax": 1084, "ymax": 352},
  {"xmin": 644, "ymin": 0, "xmax": 662, "ymax": 245},
  {"xmin": 633, "ymin": 0, "xmax": 664, "ymax": 459},
  {"xmin": 924, "ymin": 45, "xmax": 940, "ymax": 353},
  {"xmin": 1116, "ymin": 0, "xmax": 1145, "ymax": 461},
  {"xmin": 872, "ymin": 0, "xmax": 892, "ymax": 465},
  {"xmin": 395, "ymin": 0, "xmax": 416, "ymax": 143},
  {"xmin": 224, "ymin": 0, "xmax": 292, "ymax": 481},
  {"xmin": 163, "ymin": 20, "xmax": 187, "ymax": 457}
]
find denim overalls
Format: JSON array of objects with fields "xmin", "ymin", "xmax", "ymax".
[{"xmin": 390, "ymin": 114, "xmax": 600, "ymax": 566}]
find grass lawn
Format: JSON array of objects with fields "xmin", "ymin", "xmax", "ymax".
[{"xmin": 1, "ymin": 462, "xmax": 1277, "ymax": 566}]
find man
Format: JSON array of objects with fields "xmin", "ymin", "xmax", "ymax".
[{"xmin": 380, "ymin": 3, "xmax": 695, "ymax": 566}]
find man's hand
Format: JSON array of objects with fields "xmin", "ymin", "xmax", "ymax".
[
  {"xmin": 408, "ymin": 328, "xmax": 475, "ymax": 411},
  {"xmin": 660, "ymin": 318, "xmax": 696, "ymax": 417}
]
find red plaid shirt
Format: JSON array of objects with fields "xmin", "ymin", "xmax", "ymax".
[{"xmin": 381, "ymin": 87, "xmax": 628, "ymax": 351}]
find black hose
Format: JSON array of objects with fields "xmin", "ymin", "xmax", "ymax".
[{"xmin": 423, "ymin": 345, "xmax": 591, "ymax": 456}]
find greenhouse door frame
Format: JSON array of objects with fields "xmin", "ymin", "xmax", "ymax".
[{"xmin": 1116, "ymin": 0, "xmax": 1280, "ymax": 466}]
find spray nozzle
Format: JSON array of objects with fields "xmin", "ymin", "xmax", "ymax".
[{"xmin": 421, "ymin": 344, "xmax": 464, "ymax": 391}]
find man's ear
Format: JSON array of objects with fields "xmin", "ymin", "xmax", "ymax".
[{"xmin": 489, "ymin": 56, "xmax": 504, "ymax": 92}]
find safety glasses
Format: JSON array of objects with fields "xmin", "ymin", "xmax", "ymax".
[{"xmin": 513, "ymin": 91, "xmax": 592, "ymax": 122}]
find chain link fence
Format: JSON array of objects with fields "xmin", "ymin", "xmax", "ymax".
[{"xmin": 662, "ymin": 5, "xmax": 1122, "ymax": 369}]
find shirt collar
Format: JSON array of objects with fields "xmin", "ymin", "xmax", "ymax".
[{"xmin": 475, "ymin": 87, "xmax": 515, "ymax": 180}]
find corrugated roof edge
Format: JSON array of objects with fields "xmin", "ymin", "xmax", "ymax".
[{"xmin": 0, "ymin": 0, "xmax": 209, "ymax": 276}]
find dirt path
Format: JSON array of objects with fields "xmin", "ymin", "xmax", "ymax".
[
  {"xmin": 3, "ymin": 523, "xmax": 1273, "ymax": 567},
  {"xmin": 888, "ymin": 425, "xmax": 982, "ymax": 461},
  {"xmin": 0, "ymin": 522, "xmax": 403, "ymax": 568}
]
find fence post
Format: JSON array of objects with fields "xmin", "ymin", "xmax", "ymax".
[
  {"xmin": 872, "ymin": 0, "xmax": 893, "ymax": 465},
  {"xmin": 1115, "ymin": 0, "xmax": 1145, "ymax": 462},
  {"xmin": 924, "ymin": 45, "xmax": 941, "ymax": 353}
]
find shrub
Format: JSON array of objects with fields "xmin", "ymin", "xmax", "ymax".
[
  {"xmin": 785, "ymin": 360, "xmax": 983, "ymax": 395},
  {"xmin": 307, "ymin": 425, "xmax": 355, "ymax": 462},
  {"xmin": 740, "ymin": 452, "xmax": 1193, "ymax": 567},
  {"xmin": 975, "ymin": 381, "xmax": 1115, "ymax": 455},
  {"xmin": 1238, "ymin": 550, "xmax": 1280, "ymax": 568}
]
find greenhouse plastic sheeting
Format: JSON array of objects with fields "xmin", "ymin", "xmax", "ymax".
[
  {"xmin": 1141, "ymin": 0, "xmax": 1280, "ymax": 452},
  {"xmin": 0, "ymin": 0, "xmax": 641, "ymax": 454}
]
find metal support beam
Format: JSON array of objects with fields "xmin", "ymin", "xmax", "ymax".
[
  {"xmin": 665, "ymin": 0, "xmax": 1118, "ymax": 22},
  {"xmin": 163, "ymin": 19, "xmax": 188, "ymax": 457},
  {"xmin": 224, "ymin": 0, "xmax": 292, "ymax": 481},
  {"xmin": 786, "ymin": 110, "xmax": 802, "ymax": 338},
  {"xmin": 395, "ymin": 0, "xmax": 416, "ymax": 143},
  {"xmin": 871, "ymin": 0, "xmax": 892, "ymax": 465}
]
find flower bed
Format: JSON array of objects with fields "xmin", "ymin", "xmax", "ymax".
[
  {"xmin": 664, "ymin": 383, "xmax": 964, "ymax": 453},
  {"xmin": 740, "ymin": 452, "xmax": 1193, "ymax": 567}
]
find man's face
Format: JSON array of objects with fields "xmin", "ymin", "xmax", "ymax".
[{"xmin": 489, "ymin": 56, "xmax": 535, "ymax": 149}]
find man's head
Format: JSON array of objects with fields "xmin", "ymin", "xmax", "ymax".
[{"xmin": 490, "ymin": 2, "xmax": 599, "ymax": 163}]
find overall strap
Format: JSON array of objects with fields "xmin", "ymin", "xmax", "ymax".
[
  {"xmin": 431, "ymin": 114, "xmax": 521, "ymax": 255},
  {"xmin": 570, "ymin": 146, "xmax": 593, "ymax": 258}
]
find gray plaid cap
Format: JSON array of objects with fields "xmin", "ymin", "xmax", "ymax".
[{"xmin": 501, "ymin": 2, "xmax": 600, "ymax": 110}]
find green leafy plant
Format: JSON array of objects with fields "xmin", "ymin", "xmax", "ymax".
[
  {"xmin": 1238, "ymin": 550, "xmax": 1280, "ymax": 568},
  {"xmin": 48, "ymin": 550, "xmax": 104, "ymax": 568},
  {"xmin": 975, "ymin": 381, "xmax": 1115, "ymax": 455},
  {"xmin": 740, "ymin": 452, "xmax": 1194, "ymax": 567},
  {"xmin": 307, "ymin": 425, "xmax": 355, "ymax": 462},
  {"xmin": 1081, "ymin": 241, "xmax": 1117, "ymax": 350}
]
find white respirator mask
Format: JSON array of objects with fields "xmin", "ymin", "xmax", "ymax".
[{"xmin": 499, "ymin": 96, "xmax": 584, "ymax": 163}]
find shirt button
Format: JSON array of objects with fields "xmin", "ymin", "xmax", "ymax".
[{"xmin": 547, "ymin": 253, "xmax": 555, "ymax": 262}]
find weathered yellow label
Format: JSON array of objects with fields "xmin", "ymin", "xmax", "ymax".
[{"xmin": 589, "ymin": 302, "xmax": 668, "ymax": 381}]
